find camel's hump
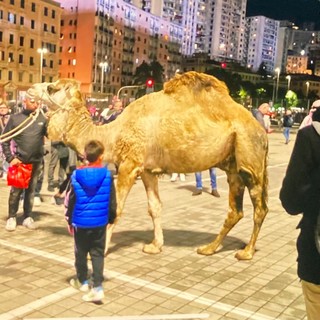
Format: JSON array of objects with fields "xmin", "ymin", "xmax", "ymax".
[{"xmin": 164, "ymin": 71, "xmax": 229, "ymax": 96}]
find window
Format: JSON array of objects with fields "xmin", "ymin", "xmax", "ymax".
[
  {"xmin": 44, "ymin": 7, "xmax": 48, "ymax": 16},
  {"xmin": 18, "ymin": 54, "xmax": 23, "ymax": 63},
  {"xmin": 31, "ymin": 20, "xmax": 35, "ymax": 29},
  {"xmin": 8, "ymin": 71, "xmax": 13, "ymax": 81},
  {"xmin": 8, "ymin": 52, "xmax": 14, "ymax": 62},
  {"xmin": 8, "ymin": 12, "xmax": 16, "ymax": 24},
  {"xmin": 19, "ymin": 36, "xmax": 24, "ymax": 46},
  {"xmin": 44, "ymin": 23, "xmax": 48, "ymax": 31},
  {"xmin": 10, "ymin": 0, "xmax": 14, "ymax": 5},
  {"xmin": 30, "ymin": 39, "xmax": 34, "ymax": 48},
  {"xmin": 29, "ymin": 56, "xmax": 34, "ymax": 65},
  {"xmin": 20, "ymin": 16, "xmax": 24, "ymax": 25},
  {"xmin": 50, "ymin": 60, "xmax": 53, "ymax": 68},
  {"xmin": 0, "ymin": 31, "xmax": 2, "ymax": 42},
  {"xmin": 9, "ymin": 34, "xmax": 14, "ymax": 44},
  {"xmin": 31, "ymin": 2, "xmax": 36, "ymax": 12},
  {"xmin": 51, "ymin": 26, "xmax": 55, "ymax": 34},
  {"xmin": 52, "ymin": 10, "xmax": 55, "ymax": 19},
  {"xmin": 29, "ymin": 74, "xmax": 33, "ymax": 83},
  {"xmin": 18, "ymin": 71, "xmax": 23, "ymax": 82},
  {"xmin": 20, "ymin": 0, "xmax": 25, "ymax": 8}
]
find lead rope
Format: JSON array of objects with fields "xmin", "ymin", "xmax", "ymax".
[{"xmin": 0, "ymin": 108, "xmax": 41, "ymax": 143}]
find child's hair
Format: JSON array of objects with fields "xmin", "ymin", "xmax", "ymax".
[{"xmin": 84, "ymin": 140, "xmax": 105, "ymax": 163}]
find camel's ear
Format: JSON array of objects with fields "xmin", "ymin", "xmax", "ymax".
[{"xmin": 74, "ymin": 90, "xmax": 82, "ymax": 100}]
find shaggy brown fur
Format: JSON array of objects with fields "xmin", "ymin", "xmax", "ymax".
[{"xmin": 29, "ymin": 71, "xmax": 268, "ymax": 260}]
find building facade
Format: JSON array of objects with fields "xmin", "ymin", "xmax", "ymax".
[
  {"xmin": 246, "ymin": 16, "xmax": 279, "ymax": 73},
  {"xmin": 0, "ymin": 0, "xmax": 62, "ymax": 102},
  {"xmin": 58, "ymin": 0, "xmax": 183, "ymax": 99}
]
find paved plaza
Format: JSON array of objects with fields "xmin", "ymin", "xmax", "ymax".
[{"xmin": 0, "ymin": 130, "xmax": 308, "ymax": 320}]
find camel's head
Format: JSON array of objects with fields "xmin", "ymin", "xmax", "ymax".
[
  {"xmin": 27, "ymin": 79, "xmax": 84, "ymax": 142},
  {"xmin": 27, "ymin": 79, "xmax": 82, "ymax": 112}
]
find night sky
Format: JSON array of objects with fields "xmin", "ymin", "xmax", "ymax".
[{"xmin": 246, "ymin": 0, "xmax": 320, "ymax": 29}]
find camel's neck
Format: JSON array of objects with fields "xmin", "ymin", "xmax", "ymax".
[{"xmin": 50, "ymin": 107, "xmax": 117, "ymax": 163}]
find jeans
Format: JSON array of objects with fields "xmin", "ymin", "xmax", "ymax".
[
  {"xmin": 195, "ymin": 167, "xmax": 217, "ymax": 190},
  {"xmin": 283, "ymin": 127, "xmax": 290, "ymax": 143},
  {"xmin": 35, "ymin": 159, "xmax": 44, "ymax": 197},
  {"xmin": 74, "ymin": 226, "xmax": 106, "ymax": 287},
  {"xmin": 8, "ymin": 161, "xmax": 42, "ymax": 219},
  {"xmin": 47, "ymin": 145, "xmax": 68, "ymax": 186}
]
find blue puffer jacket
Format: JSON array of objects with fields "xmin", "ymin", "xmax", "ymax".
[{"xmin": 72, "ymin": 166, "xmax": 112, "ymax": 228}]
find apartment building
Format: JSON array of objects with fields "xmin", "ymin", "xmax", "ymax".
[
  {"xmin": 0, "ymin": 0, "xmax": 62, "ymax": 102},
  {"xmin": 246, "ymin": 16, "xmax": 279, "ymax": 73},
  {"xmin": 57, "ymin": 0, "xmax": 183, "ymax": 99},
  {"xmin": 206, "ymin": 0, "xmax": 247, "ymax": 64}
]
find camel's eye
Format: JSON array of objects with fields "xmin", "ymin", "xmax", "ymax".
[{"xmin": 47, "ymin": 85, "xmax": 57, "ymax": 95}]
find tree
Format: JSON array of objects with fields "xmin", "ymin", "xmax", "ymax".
[{"xmin": 285, "ymin": 90, "xmax": 298, "ymax": 108}]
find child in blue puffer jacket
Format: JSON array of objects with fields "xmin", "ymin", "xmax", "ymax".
[{"xmin": 65, "ymin": 139, "xmax": 116, "ymax": 303}]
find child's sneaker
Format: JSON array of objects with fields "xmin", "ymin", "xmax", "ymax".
[
  {"xmin": 5, "ymin": 217, "xmax": 16, "ymax": 231},
  {"xmin": 69, "ymin": 278, "xmax": 89, "ymax": 292},
  {"xmin": 22, "ymin": 217, "xmax": 37, "ymax": 230},
  {"xmin": 82, "ymin": 286, "xmax": 104, "ymax": 302}
]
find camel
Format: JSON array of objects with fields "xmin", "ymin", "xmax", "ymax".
[{"xmin": 28, "ymin": 71, "xmax": 268, "ymax": 260}]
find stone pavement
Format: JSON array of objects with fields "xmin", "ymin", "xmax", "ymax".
[{"xmin": 0, "ymin": 131, "xmax": 307, "ymax": 320}]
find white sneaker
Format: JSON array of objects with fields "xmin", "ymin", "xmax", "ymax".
[
  {"xmin": 22, "ymin": 217, "xmax": 37, "ymax": 230},
  {"xmin": 2, "ymin": 172, "xmax": 7, "ymax": 180},
  {"xmin": 70, "ymin": 278, "xmax": 89, "ymax": 292},
  {"xmin": 5, "ymin": 217, "xmax": 16, "ymax": 231},
  {"xmin": 180, "ymin": 174, "xmax": 186, "ymax": 182},
  {"xmin": 82, "ymin": 287, "xmax": 104, "ymax": 302},
  {"xmin": 34, "ymin": 196, "xmax": 42, "ymax": 207}
]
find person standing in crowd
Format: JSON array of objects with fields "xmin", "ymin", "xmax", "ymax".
[
  {"xmin": 282, "ymin": 109, "xmax": 294, "ymax": 144},
  {"xmin": 2, "ymin": 93, "xmax": 47, "ymax": 231},
  {"xmin": 0, "ymin": 100, "xmax": 11, "ymax": 179},
  {"xmin": 170, "ymin": 173, "xmax": 186, "ymax": 182},
  {"xmin": 252, "ymin": 103, "xmax": 270, "ymax": 132},
  {"xmin": 65, "ymin": 140, "xmax": 116, "ymax": 302},
  {"xmin": 192, "ymin": 167, "xmax": 220, "ymax": 197},
  {"xmin": 280, "ymin": 107, "xmax": 320, "ymax": 319},
  {"xmin": 299, "ymin": 100, "xmax": 320, "ymax": 129},
  {"xmin": 47, "ymin": 141, "xmax": 69, "ymax": 192}
]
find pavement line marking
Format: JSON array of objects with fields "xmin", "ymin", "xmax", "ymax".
[
  {"xmin": 27, "ymin": 314, "xmax": 209, "ymax": 320},
  {"xmin": 0, "ymin": 240, "xmax": 276, "ymax": 320}
]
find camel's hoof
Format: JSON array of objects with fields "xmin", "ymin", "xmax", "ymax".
[
  {"xmin": 235, "ymin": 249, "xmax": 254, "ymax": 260},
  {"xmin": 197, "ymin": 244, "xmax": 215, "ymax": 256},
  {"xmin": 143, "ymin": 243, "xmax": 162, "ymax": 254}
]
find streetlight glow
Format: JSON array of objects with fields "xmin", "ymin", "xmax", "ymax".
[
  {"xmin": 37, "ymin": 48, "xmax": 48, "ymax": 83},
  {"xmin": 286, "ymin": 75, "xmax": 291, "ymax": 91},
  {"xmin": 99, "ymin": 62, "xmax": 109, "ymax": 94},
  {"xmin": 306, "ymin": 81, "xmax": 310, "ymax": 97}
]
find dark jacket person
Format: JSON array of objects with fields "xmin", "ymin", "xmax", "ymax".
[{"xmin": 280, "ymin": 108, "xmax": 320, "ymax": 319}]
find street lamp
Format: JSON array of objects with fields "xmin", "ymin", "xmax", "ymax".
[
  {"xmin": 99, "ymin": 62, "xmax": 109, "ymax": 94},
  {"xmin": 37, "ymin": 48, "xmax": 48, "ymax": 83},
  {"xmin": 275, "ymin": 67, "xmax": 280, "ymax": 102},
  {"xmin": 286, "ymin": 75, "xmax": 291, "ymax": 91},
  {"xmin": 306, "ymin": 81, "xmax": 310, "ymax": 109},
  {"xmin": 306, "ymin": 81, "xmax": 310, "ymax": 98}
]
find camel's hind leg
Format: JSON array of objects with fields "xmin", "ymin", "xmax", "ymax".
[
  {"xmin": 235, "ymin": 174, "xmax": 268, "ymax": 260},
  {"xmin": 105, "ymin": 162, "xmax": 142, "ymax": 255},
  {"xmin": 140, "ymin": 171, "xmax": 163, "ymax": 254},
  {"xmin": 197, "ymin": 172, "xmax": 245, "ymax": 256}
]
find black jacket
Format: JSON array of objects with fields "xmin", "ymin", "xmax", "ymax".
[
  {"xmin": 280, "ymin": 123, "xmax": 320, "ymax": 285},
  {"xmin": 1, "ymin": 109, "xmax": 47, "ymax": 164}
]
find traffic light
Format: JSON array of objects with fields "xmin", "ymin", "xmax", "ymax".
[
  {"xmin": 146, "ymin": 78, "xmax": 154, "ymax": 88},
  {"xmin": 146, "ymin": 78, "xmax": 154, "ymax": 94},
  {"xmin": 221, "ymin": 62, "xmax": 227, "ymax": 69}
]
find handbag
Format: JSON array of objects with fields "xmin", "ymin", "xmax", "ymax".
[{"xmin": 7, "ymin": 163, "xmax": 33, "ymax": 189}]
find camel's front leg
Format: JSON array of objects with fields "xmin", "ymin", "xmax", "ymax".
[
  {"xmin": 140, "ymin": 171, "xmax": 163, "ymax": 254},
  {"xmin": 105, "ymin": 162, "xmax": 142, "ymax": 256},
  {"xmin": 197, "ymin": 172, "xmax": 245, "ymax": 256}
]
